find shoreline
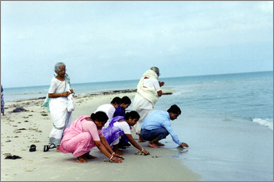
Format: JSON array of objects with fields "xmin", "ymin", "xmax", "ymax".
[
  {"xmin": 5, "ymin": 87, "xmax": 174, "ymax": 103},
  {"xmin": 1, "ymin": 88, "xmax": 201, "ymax": 181}
]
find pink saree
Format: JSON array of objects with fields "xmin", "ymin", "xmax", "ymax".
[{"xmin": 60, "ymin": 116, "xmax": 100, "ymax": 157}]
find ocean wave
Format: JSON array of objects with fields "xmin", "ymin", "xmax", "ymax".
[{"xmin": 252, "ymin": 118, "xmax": 273, "ymax": 130}]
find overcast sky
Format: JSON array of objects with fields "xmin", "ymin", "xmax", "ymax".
[{"xmin": 1, "ymin": 1, "xmax": 273, "ymax": 88}]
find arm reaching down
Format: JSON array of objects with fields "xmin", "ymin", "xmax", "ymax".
[
  {"xmin": 125, "ymin": 134, "xmax": 150, "ymax": 155},
  {"xmin": 94, "ymin": 139, "xmax": 123, "ymax": 163}
]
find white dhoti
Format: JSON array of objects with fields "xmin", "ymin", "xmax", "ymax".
[
  {"xmin": 49, "ymin": 97, "xmax": 72, "ymax": 145},
  {"xmin": 132, "ymin": 69, "xmax": 160, "ymax": 134},
  {"xmin": 132, "ymin": 93, "xmax": 154, "ymax": 134}
]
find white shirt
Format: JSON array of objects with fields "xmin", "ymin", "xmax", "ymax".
[
  {"xmin": 143, "ymin": 77, "xmax": 161, "ymax": 92},
  {"xmin": 48, "ymin": 77, "xmax": 70, "ymax": 94},
  {"xmin": 113, "ymin": 121, "xmax": 131, "ymax": 134},
  {"xmin": 95, "ymin": 104, "xmax": 115, "ymax": 128}
]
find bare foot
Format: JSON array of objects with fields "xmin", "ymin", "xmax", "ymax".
[
  {"xmin": 114, "ymin": 149, "xmax": 125, "ymax": 155},
  {"xmin": 76, "ymin": 156, "xmax": 87, "ymax": 163},
  {"xmin": 156, "ymin": 142, "xmax": 165, "ymax": 146},
  {"xmin": 56, "ymin": 145, "xmax": 61, "ymax": 152},
  {"xmin": 83, "ymin": 153, "xmax": 97, "ymax": 159},
  {"xmin": 148, "ymin": 142, "xmax": 159, "ymax": 148},
  {"xmin": 138, "ymin": 135, "xmax": 145, "ymax": 143}
]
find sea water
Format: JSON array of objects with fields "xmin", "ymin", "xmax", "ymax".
[
  {"xmin": 157, "ymin": 71, "xmax": 273, "ymax": 130},
  {"xmin": 151, "ymin": 71, "xmax": 272, "ymax": 181}
]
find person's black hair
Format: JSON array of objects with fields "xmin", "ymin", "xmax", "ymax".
[
  {"xmin": 121, "ymin": 96, "xmax": 131, "ymax": 105},
  {"xmin": 167, "ymin": 104, "xmax": 181, "ymax": 115},
  {"xmin": 111, "ymin": 97, "xmax": 121, "ymax": 105},
  {"xmin": 90, "ymin": 111, "xmax": 108, "ymax": 122},
  {"xmin": 124, "ymin": 111, "xmax": 140, "ymax": 120}
]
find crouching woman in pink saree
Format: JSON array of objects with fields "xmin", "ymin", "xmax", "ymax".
[{"xmin": 59, "ymin": 111, "xmax": 124, "ymax": 163}]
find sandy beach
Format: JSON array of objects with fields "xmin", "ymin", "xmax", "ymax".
[{"xmin": 1, "ymin": 89, "xmax": 201, "ymax": 181}]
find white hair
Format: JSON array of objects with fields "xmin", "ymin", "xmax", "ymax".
[
  {"xmin": 150, "ymin": 66, "xmax": 160, "ymax": 76},
  {"xmin": 54, "ymin": 62, "xmax": 66, "ymax": 73}
]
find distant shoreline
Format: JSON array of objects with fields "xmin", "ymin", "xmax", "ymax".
[
  {"xmin": 8, "ymin": 89, "xmax": 138, "ymax": 103},
  {"xmin": 9, "ymin": 87, "xmax": 174, "ymax": 103}
]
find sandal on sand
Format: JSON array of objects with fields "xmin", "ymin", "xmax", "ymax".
[
  {"xmin": 44, "ymin": 144, "xmax": 56, "ymax": 152},
  {"xmin": 49, "ymin": 144, "xmax": 56, "ymax": 149},
  {"xmin": 44, "ymin": 145, "xmax": 50, "ymax": 152},
  {"xmin": 5, "ymin": 155, "xmax": 22, "ymax": 160},
  {"xmin": 29, "ymin": 144, "xmax": 36, "ymax": 152}
]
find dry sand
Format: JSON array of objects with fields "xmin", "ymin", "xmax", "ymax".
[{"xmin": 1, "ymin": 90, "xmax": 201, "ymax": 181}]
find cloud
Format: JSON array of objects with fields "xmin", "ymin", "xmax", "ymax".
[{"xmin": 1, "ymin": 1, "xmax": 273, "ymax": 88}]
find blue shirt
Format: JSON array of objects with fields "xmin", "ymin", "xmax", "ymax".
[{"xmin": 141, "ymin": 110, "xmax": 182, "ymax": 145}]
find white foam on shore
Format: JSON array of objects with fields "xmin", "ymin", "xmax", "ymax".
[{"xmin": 252, "ymin": 118, "xmax": 273, "ymax": 130}]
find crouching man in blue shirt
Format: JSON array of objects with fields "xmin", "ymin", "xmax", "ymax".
[{"xmin": 140, "ymin": 104, "xmax": 189, "ymax": 148}]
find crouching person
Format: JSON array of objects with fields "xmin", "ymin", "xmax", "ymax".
[
  {"xmin": 140, "ymin": 105, "xmax": 189, "ymax": 148},
  {"xmin": 59, "ymin": 111, "xmax": 124, "ymax": 163},
  {"xmin": 103, "ymin": 111, "xmax": 150, "ymax": 156}
]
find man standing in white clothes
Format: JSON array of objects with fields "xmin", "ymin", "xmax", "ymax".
[{"xmin": 132, "ymin": 67, "xmax": 165, "ymax": 142}]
